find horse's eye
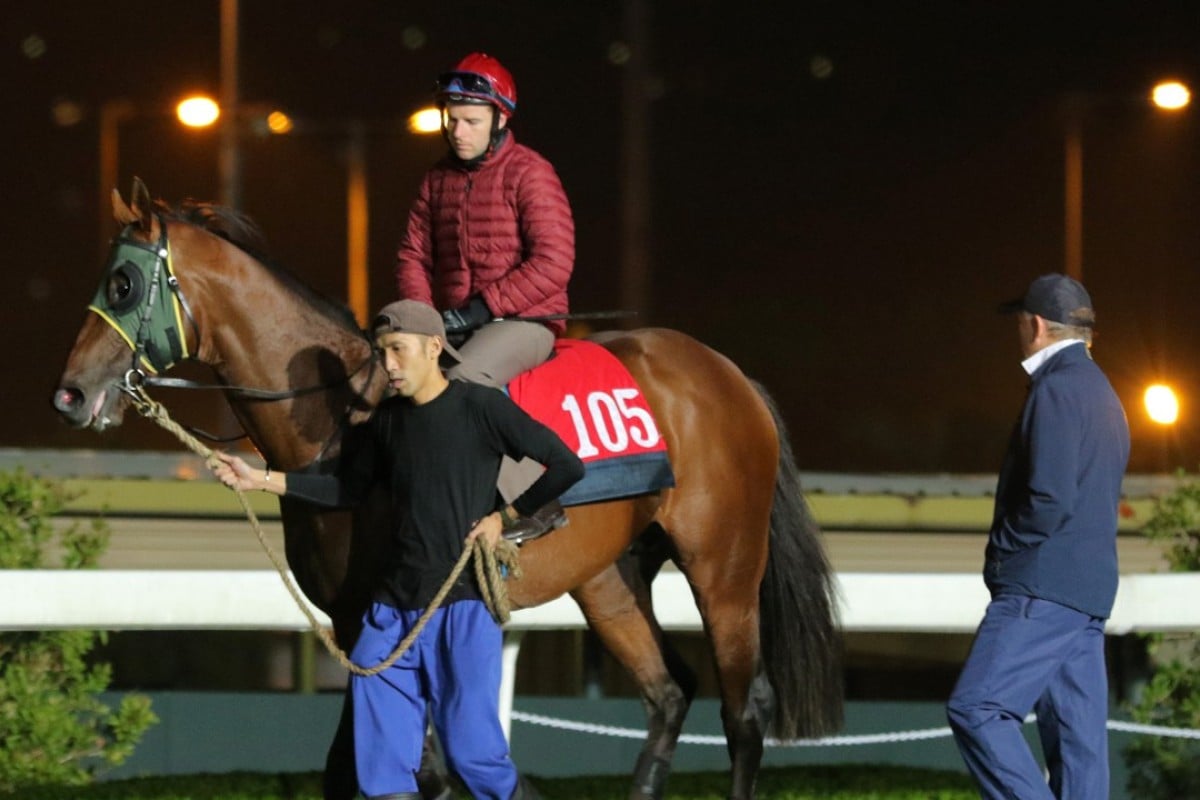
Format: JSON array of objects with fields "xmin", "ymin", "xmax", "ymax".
[
  {"xmin": 109, "ymin": 273, "xmax": 131, "ymax": 302},
  {"xmin": 106, "ymin": 264, "xmax": 142, "ymax": 312}
]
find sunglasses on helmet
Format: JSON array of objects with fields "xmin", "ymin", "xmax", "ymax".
[{"xmin": 435, "ymin": 71, "xmax": 496, "ymax": 97}]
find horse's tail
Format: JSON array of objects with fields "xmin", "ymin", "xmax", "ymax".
[{"xmin": 753, "ymin": 381, "xmax": 844, "ymax": 739}]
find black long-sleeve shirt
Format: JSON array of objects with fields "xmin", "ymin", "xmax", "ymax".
[{"xmin": 287, "ymin": 380, "xmax": 584, "ymax": 609}]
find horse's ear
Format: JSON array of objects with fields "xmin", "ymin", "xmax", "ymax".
[
  {"xmin": 129, "ymin": 177, "xmax": 154, "ymax": 234},
  {"xmin": 111, "ymin": 188, "xmax": 138, "ymax": 226}
]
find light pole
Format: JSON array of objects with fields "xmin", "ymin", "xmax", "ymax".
[
  {"xmin": 619, "ymin": 0, "xmax": 653, "ymax": 326},
  {"xmin": 345, "ymin": 121, "xmax": 369, "ymax": 326},
  {"xmin": 1063, "ymin": 94, "xmax": 1084, "ymax": 281},
  {"xmin": 343, "ymin": 110, "xmax": 442, "ymax": 325},
  {"xmin": 97, "ymin": 99, "xmax": 135, "ymax": 259},
  {"xmin": 1063, "ymin": 80, "xmax": 1191, "ymax": 281},
  {"xmin": 219, "ymin": 0, "xmax": 240, "ymax": 210}
]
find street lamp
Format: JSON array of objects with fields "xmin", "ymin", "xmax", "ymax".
[
  {"xmin": 98, "ymin": 95, "xmax": 291, "ymax": 257},
  {"xmin": 1151, "ymin": 80, "xmax": 1191, "ymax": 111},
  {"xmin": 175, "ymin": 94, "xmax": 293, "ymax": 136},
  {"xmin": 408, "ymin": 107, "xmax": 442, "ymax": 134},
  {"xmin": 1062, "ymin": 80, "xmax": 1191, "ymax": 281},
  {"xmin": 1145, "ymin": 383, "xmax": 1180, "ymax": 425},
  {"xmin": 177, "ymin": 95, "xmax": 221, "ymax": 128},
  {"xmin": 100, "ymin": 94, "xmax": 214, "ymax": 259},
  {"xmin": 1144, "ymin": 382, "xmax": 1181, "ymax": 473}
]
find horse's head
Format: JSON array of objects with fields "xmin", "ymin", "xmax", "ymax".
[
  {"xmin": 53, "ymin": 178, "xmax": 196, "ymax": 431},
  {"xmin": 54, "ymin": 177, "xmax": 382, "ymax": 460}
]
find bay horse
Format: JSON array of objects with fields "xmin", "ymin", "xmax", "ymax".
[{"xmin": 53, "ymin": 179, "xmax": 842, "ymax": 800}]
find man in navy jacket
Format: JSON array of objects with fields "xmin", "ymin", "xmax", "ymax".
[{"xmin": 947, "ymin": 274, "xmax": 1130, "ymax": 799}]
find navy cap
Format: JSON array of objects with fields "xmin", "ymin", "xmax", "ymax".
[{"xmin": 999, "ymin": 273, "xmax": 1095, "ymax": 327}]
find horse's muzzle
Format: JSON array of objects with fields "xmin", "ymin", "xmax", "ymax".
[
  {"xmin": 52, "ymin": 385, "xmax": 120, "ymax": 430},
  {"xmin": 53, "ymin": 386, "xmax": 85, "ymax": 421}
]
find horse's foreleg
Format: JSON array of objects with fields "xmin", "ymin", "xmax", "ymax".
[
  {"xmin": 572, "ymin": 560, "xmax": 694, "ymax": 800},
  {"xmin": 323, "ymin": 692, "xmax": 357, "ymax": 800}
]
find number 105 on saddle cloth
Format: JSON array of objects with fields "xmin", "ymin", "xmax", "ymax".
[{"xmin": 506, "ymin": 339, "xmax": 676, "ymax": 507}]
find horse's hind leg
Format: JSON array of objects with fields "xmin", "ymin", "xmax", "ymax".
[
  {"xmin": 677, "ymin": 546, "xmax": 773, "ymax": 800},
  {"xmin": 661, "ymin": 491, "xmax": 775, "ymax": 800},
  {"xmin": 711, "ymin": 599, "xmax": 772, "ymax": 800},
  {"xmin": 572, "ymin": 556, "xmax": 696, "ymax": 800}
]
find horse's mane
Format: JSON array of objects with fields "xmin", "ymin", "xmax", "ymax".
[
  {"xmin": 157, "ymin": 198, "xmax": 362, "ymax": 333},
  {"xmin": 165, "ymin": 198, "xmax": 271, "ymax": 259}
]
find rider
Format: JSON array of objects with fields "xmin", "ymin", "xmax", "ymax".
[
  {"xmin": 396, "ymin": 53, "xmax": 576, "ymax": 528},
  {"xmin": 395, "ymin": 52, "xmax": 575, "ymax": 389}
]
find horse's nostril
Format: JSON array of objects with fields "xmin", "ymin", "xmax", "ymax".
[{"xmin": 53, "ymin": 387, "xmax": 84, "ymax": 414}]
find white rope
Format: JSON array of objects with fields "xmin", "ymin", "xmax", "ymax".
[
  {"xmin": 510, "ymin": 710, "xmax": 1200, "ymax": 747},
  {"xmin": 1108, "ymin": 719, "xmax": 1200, "ymax": 740}
]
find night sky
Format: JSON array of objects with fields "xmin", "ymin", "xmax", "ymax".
[{"xmin": 6, "ymin": 1, "xmax": 1200, "ymax": 473}]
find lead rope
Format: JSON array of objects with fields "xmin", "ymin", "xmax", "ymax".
[{"xmin": 124, "ymin": 384, "xmax": 521, "ymax": 677}]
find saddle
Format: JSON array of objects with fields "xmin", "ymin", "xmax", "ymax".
[{"xmin": 504, "ymin": 339, "xmax": 675, "ymax": 508}]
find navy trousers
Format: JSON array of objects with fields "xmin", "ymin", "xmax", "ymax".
[
  {"xmin": 350, "ymin": 600, "xmax": 518, "ymax": 800},
  {"xmin": 946, "ymin": 594, "xmax": 1109, "ymax": 799}
]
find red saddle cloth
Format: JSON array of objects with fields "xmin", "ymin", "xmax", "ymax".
[{"xmin": 507, "ymin": 339, "xmax": 675, "ymax": 506}]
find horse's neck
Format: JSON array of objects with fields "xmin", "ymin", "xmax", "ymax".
[{"xmin": 197, "ymin": 252, "xmax": 384, "ymax": 470}]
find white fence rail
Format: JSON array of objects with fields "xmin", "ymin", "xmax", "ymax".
[
  {"xmin": 7, "ymin": 569, "xmax": 1199, "ymax": 634},
  {"xmin": 4, "ymin": 570, "xmax": 1199, "ymax": 736}
]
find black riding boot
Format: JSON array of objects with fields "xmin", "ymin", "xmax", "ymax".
[{"xmin": 502, "ymin": 499, "xmax": 568, "ymax": 544}]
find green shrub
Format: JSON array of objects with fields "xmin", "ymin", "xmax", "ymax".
[
  {"xmin": 0, "ymin": 468, "xmax": 157, "ymax": 792},
  {"xmin": 1124, "ymin": 472, "xmax": 1200, "ymax": 798}
]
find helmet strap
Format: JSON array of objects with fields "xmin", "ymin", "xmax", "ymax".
[{"xmin": 488, "ymin": 121, "xmax": 509, "ymax": 152}]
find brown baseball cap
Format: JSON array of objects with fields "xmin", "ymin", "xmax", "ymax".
[{"xmin": 372, "ymin": 300, "xmax": 463, "ymax": 363}]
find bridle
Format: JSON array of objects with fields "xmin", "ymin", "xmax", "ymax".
[
  {"xmin": 89, "ymin": 218, "xmax": 199, "ymax": 391},
  {"xmin": 90, "ymin": 217, "xmax": 378, "ymax": 442}
]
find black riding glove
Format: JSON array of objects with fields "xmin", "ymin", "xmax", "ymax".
[{"xmin": 442, "ymin": 296, "xmax": 492, "ymax": 334}]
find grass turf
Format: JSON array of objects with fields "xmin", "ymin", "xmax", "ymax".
[{"xmin": 8, "ymin": 764, "xmax": 977, "ymax": 799}]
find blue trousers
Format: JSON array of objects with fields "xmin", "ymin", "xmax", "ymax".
[
  {"xmin": 946, "ymin": 594, "xmax": 1109, "ymax": 799},
  {"xmin": 350, "ymin": 600, "xmax": 517, "ymax": 800}
]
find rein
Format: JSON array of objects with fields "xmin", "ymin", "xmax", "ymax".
[
  {"xmin": 124, "ymin": 352, "xmax": 379, "ymax": 401},
  {"xmin": 123, "ymin": 382, "xmax": 522, "ymax": 676}
]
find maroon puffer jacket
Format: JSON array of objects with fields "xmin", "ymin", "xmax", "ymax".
[{"xmin": 395, "ymin": 132, "xmax": 575, "ymax": 334}]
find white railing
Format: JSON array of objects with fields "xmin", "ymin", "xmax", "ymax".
[
  {"xmin": 13, "ymin": 569, "xmax": 1199, "ymax": 632},
  {"xmin": 3, "ymin": 570, "xmax": 1199, "ymax": 736}
]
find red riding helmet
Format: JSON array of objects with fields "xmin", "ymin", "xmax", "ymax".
[{"xmin": 435, "ymin": 52, "xmax": 518, "ymax": 118}]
